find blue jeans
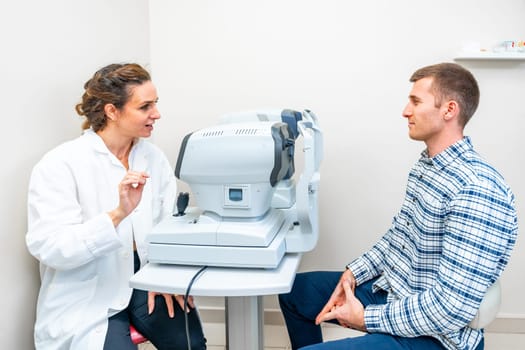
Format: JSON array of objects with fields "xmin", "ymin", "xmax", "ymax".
[
  {"xmin": 279, "ymin": 271, "xmax": 484, "ymax": 350},
  {"xmin": 103, "ymin": 252, "xmax": 207, "ymax": 350}
]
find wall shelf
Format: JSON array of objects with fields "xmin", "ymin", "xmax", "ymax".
[{"xmin": 454, "ymin": 51, "xmax": 525, "ymax": 61}]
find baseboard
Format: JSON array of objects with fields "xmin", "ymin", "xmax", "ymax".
[
  {"xmin": 198, "ymin": 307, "xmax": 525, "ymax": 334},
  {"xmin": 486, "ymin": 315, "xmax": 525, "ymax": 334},
  {"xmin": 198, "ymin": 306, "xmax": 286, "ymax": 326}
]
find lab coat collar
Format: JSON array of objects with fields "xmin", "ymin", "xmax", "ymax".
[{"xmin": 83, "ymin": 128, "xmax": 149, "ymax": 170}]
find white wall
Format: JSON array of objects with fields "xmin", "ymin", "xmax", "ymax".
[
  {"xmin": 0, "ymin": 0, "xmax": 150, "ymax": 347},
  {"xmin": 2, "ymin": 0, "xmax": 524, "ymax": 346},
  {"xmin": 148, "ymin": 0, "xmax": 525, "ymax": 317}
]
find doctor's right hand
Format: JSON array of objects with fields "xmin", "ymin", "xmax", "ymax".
[{"xmin": 108, "ymin": 171, "xmax": 149, "ymax": 226}]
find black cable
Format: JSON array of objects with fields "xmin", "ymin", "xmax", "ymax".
[{"xmin": 184, "ymin": 265, "xmax": 208, "ymax": 350}]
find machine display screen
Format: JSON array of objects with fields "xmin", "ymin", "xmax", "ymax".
[{"xmin": 229, "ymin": 188, "xmax": 243, "ymax": 202}]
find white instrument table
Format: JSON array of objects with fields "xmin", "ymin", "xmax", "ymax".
[{"xmin": 129, "ymin": 253, "xmax": 301, "ymax": 350}]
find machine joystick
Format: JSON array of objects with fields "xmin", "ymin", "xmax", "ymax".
[{"xmin": 174, "ymin": 192, "xmax": 189, "ymax": 216}]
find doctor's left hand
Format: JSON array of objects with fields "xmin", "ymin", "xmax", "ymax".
[{"xmin": 148, "ymin": 291, "xmax": 195, "ymax": 318}]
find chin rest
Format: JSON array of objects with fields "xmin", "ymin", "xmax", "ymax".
[{"xmin": 469, "ymin": 280, "xmax": 501, "ymax": 329}]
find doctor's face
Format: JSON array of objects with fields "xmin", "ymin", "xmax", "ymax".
[{"xmin": 114, "ymin": 81, "xmax": 161, "ymax": 138}]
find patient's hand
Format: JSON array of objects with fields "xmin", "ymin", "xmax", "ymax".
[
  {"xmin": 315, "ymin": 270, "xmax": 365, "ymax": 331},
  {"xmin": 315, "ymin": 269, "xmax": 354, "ymax": 324}
]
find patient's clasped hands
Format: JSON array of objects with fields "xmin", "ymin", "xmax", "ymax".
[{"xmin": 315, "ymin": 269, "xmax": 366, "ymax": 332}]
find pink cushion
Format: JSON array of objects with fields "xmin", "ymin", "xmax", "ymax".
[{"xmin": 129, "ymin": 324, "xmax": 148, "ymax": 344}]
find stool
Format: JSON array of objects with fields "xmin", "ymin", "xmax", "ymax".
[
  {"xmin": 130, "ymin": 324, "xmax": 148, "ymax": 345},
  {"xmin": 469, "ymin": 280, "xmax": 501, "ymax": 329}
]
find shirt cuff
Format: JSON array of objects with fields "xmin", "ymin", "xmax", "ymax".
[
  {"xmin": 347, "ymin": 257, "xmax": 370, "ymax": 285},
  {"xmin": 364, "ymin": 303, "xmax": 385, "ymax": 333}
]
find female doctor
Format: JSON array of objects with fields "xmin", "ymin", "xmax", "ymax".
[{"xmin": 26, "ymin": 63, "xmax": 207, "ymax": 349}]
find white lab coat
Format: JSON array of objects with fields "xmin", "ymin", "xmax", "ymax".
[{"xmin": 26, "ymin": 129, "xmax": 177, "ymax": 350}]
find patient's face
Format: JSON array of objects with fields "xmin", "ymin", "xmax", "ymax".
[{"xmin": 402, "ymin": 77, "xmax": 447, "ymax": 147}]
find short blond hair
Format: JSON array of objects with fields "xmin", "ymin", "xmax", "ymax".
[{"xmin": 410, "ymin": 63, "xmax": 479, "ymax": 127}]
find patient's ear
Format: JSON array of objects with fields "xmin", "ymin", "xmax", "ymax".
[{"xmin": 443, "ymin": 100, "xmax": 459, "ymax": 121}]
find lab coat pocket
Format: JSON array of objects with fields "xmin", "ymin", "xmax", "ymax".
[{"xmin": 35, "ymin": 274, "xmax": 98, "ymax": 342}]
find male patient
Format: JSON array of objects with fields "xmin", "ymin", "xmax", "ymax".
[{"xmin": 279, "ymin": 62, "xmax": 518, "ymax": 350}]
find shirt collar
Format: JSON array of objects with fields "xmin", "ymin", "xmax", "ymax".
[{"xmin": 419, "ymin": 136, "xmax": 473, "ymax": 169}]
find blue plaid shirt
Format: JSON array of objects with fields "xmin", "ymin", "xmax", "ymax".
[{"xmin": 348, "ymin": 137, "xmax": 518, "ymax": 350}]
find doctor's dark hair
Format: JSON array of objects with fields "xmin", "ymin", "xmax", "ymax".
[
  {"xmin": 75, "ymin": 63, "xmax": 151, "ymax": 132},
  {"xmin": 410, "ymin": 62, "xmax": 479, "ymax": 127}
]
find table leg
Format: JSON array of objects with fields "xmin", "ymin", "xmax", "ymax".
[{"xmin": 225, "ymin": 296, "xmax": 264, "ymax": 350}]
